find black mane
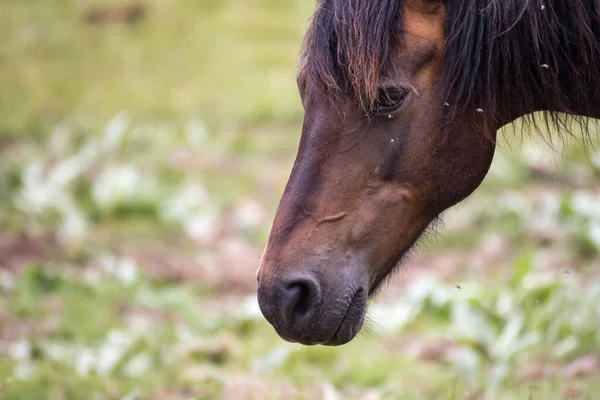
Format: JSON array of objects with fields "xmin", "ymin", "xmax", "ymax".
[
  {"xmin": 302, "ymin": 0, "xmax": 402, "ymax": 108},
  {"xmin": 304, "ymin": 0, "xmax": 600, "ymax": 133},
  {"xmin": 442, "ymin": 0, "xmax": 600, "ymax": 131}
]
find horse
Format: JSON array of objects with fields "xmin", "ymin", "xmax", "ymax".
[{"xmin": 256, "ymin": 0, "xmax": 600, "ymax": 346}]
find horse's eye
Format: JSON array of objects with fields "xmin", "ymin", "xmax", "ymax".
[{"xmin": 373, "ymin": 88, "xmax": 409, "ymax": 116}]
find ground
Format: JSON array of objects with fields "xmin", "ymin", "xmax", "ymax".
[{"xmin": 1, "ymin": 1, "xmax": 599, "ymax": 399}]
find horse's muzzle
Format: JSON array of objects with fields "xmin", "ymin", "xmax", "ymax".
[{"xmin": 257, "ymin": 271, "xmax": 367, "ymax": 346}]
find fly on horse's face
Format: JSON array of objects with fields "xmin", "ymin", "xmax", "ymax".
[
  {"xmin": 257, "ymin": 0, "xmax": 600, "ymax": 346},
  {"xmin": 257, "ymin": 0, "xmax": 496, "ymax": 346}
]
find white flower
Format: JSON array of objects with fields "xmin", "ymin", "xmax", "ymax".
[
  {"xmin": 97, "ymin": 255, "xmax": 138, "ymax": 285},
  {"xmin": 159, "ymin": 183, "xmax": 210, "ymax": 223},
  {"xmin": 57, "ymin": 209, "xmax": 89, "ymax": 248},
  {"xmin": 185, "ymin": 211, "xmax": 218, "ymax": 242},
  {"xmin": 99, "ymin": 254, "xmax": 118, "ymax": 274},
  {"xmin": 239, "ymin": 295, "xmax": 262, "ymax": 319},
  {"xmin": 233, "ymin": 201, "xmax": 266, "ymax": 229},
  {"xmin": 496, "ymin": 191, "xmax": 532, "ymax": 216},
  {"xmin": 0, "ymin": 271, "xmax": 15, "ymax": 290},
  {"xmin": 8, "ymin": 340, "xmax": 31, "ymax": 361},
  {"xmin": 44, "ymin": 342, "xmax": 68, "ymax": 362},
  {"xmin": 96, "ymin": 329, "xmax": 138, "ymax": 376},
  {"xmin": 82, "ymin": 268, "xmax": 102, "ymax": 286},
  {"xmin": 184, "ymin": 119, "xmax": 209, "ymax": 147},
  {"xmin": 48, "ymin": 124, "xmax": 71, "ymax": 157},
  {"xmin": 572, "ymin": 191, "xmax": 600, "ymax": 221},
  {"xmin": 588, "ymin": 222, "xmax": 600, "ymax": 250},
  {"xmin": 74, "ymin": 348, "xmax": 96, "ymax": 376},
  {"xmin": 124, "ymin": 354, "xmax": 152, "ymax": 377},
  {"xmin": 591, "ymin": 152, "xmax": 600, "ymax": 169},
  {"xmin": 115, "ymin": 257, "xmax": 138, "ymax": 286},
  {"xmin": 13, "ymin": 363, "xmax": 36, "ymax": 380},
  {"xmin": 322, "ymin": 383, "xmax": 340, "ymax": 400},
  {"xmin": 92, "ymin": 165, "xmax": 142, "ymax": 209},
  {"xmin": 49, "ymin": 141, "xmax": 99, "ymax": 188},
  {"xmin": 17, "ymin": 162, "xmax": 55, "ymax": 214},
  {"xmin": 103, "ymin": 112, "xmax": 130, "ymax": 151}
]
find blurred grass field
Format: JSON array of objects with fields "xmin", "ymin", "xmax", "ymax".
[{"xmin": 1, "ymin": 1, "xmax": 600, "ymax": 399}]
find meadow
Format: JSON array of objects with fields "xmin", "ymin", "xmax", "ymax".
[{"xmin": 1, "ymin": 1, "xmax": 599, "ymax": 399}]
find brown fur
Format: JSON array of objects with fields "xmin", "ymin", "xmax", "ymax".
[{"xmin": 257, "ymin": 0, "xmax": 600, "ymax": 347}]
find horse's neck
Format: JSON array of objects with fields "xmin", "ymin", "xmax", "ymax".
[
  {"xmin": 496, "ymin": 2, "xmax": 600, "ymax": 126},
  {"xmin": 502, "ymin": 63, "xmax": 600, "ymax": 126},
  {"xmin": 565, "ymin": 91, "xmax": 600, "ymax": 121}
]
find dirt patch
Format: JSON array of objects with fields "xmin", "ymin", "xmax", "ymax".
[
  {"xmin": 128, "ymin": 235, "xmax": 261, "ymax": 295},
  {"xmin": 84, "ymin": 3, "xmax": 147, "ymax": 25},
  {"xmin": 0, "ymin": 136, "xmax": 16, "ymax": 153},
  {"xmin": 519, "ymin": 354, "xmax": 599, "ymax": 399},
  {"xmin": 0, "ymin": 233, "xmax": 60, "ymax": 271},
  {"xmin": 519, "ymin": 354, "xmax": 600, "ymax": 382}
]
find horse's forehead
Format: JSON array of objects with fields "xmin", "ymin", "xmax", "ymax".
[{"xmin": 404, "ymin": 0, "xmax": 446, "ymax": 45}]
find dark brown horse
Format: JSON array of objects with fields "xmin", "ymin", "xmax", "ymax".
[{"xmin": 257, "ymin": 0, "xmax": 600, "ymax": 346}]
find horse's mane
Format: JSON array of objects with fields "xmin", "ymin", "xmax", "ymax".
[
  {"xmin": 303, "ymin": 0, "xmax": 600, "ymax": 133},
  {"xmin": 302, "ymin": 0, "xmax": 402, "ymax": 108}
]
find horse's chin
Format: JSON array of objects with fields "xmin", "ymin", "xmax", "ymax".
[
  {"xmin": 366, "ymin": 240, "xmax": 422, "ymax": 299},
  {"xmin": 321, "ymin": 289, "xmax": 367, "ymax": 346}
]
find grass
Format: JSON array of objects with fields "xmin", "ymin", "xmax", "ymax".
[
  {"xmin": 0, "ymin": 0, "xmax": 311, "ymax": 137},
  {"xmin": 1, "ymin": 1, "xmax": 599, "ymax": 399}
]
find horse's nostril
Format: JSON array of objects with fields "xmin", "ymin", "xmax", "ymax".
[
  {"xmin": 286, "ymin": 282, "xmax": 310, "ymax": 317},
  {"xmin": 282, "ymin": 276, "xmax": 321, "ymax": 325}
]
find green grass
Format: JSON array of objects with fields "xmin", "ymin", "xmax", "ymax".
[
  {"xmin": 1, "ymin": 1, "xmax": 600, "ymax": 399},
  {"xmin": 0, "ymin": 0, "xmax": 311, "ymax": 137}
]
